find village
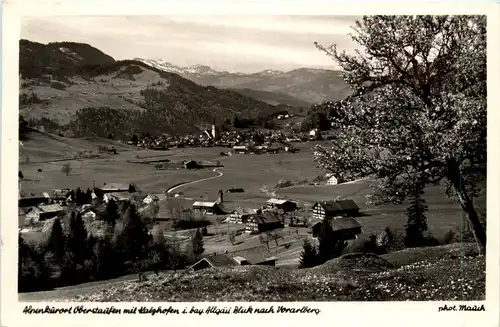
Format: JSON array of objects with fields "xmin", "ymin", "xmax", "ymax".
[
  {"xmin": 18, "ymin": 160, "xmax": 363, "ymax": 272},
  {"xmin": 126, "ymin": 120, "xmax": 324, "ymax": 154}
]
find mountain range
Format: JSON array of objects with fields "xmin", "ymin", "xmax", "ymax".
[
  {"xmin": 19, "ymin": 39, "xmax": 351, "ymax": 138},
  {"xmin": 136, "ymin": 58, "xmax": 352, "ymax": 105}
]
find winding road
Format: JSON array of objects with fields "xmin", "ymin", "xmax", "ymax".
[{"xmin": 166, "ymin": 167, "xmax": 225, "ymax": 194}]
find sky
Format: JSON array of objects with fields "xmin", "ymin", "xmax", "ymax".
[{"xmin": 21, "ymin": 15, "xmax": 360, "ymax": 73}]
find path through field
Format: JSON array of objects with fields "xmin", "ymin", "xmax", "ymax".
[{"xmin": 166, "ymin": 167, "xmax": 224, "ymax": 193}]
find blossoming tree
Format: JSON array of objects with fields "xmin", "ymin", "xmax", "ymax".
[{"xmin": 313, "ymin": 16, "xmax": 486, "ymax": 251}]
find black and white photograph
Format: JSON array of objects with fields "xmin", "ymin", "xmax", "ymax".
[{"xmin": 3, "ymin": 2, "xmax": 498, "ymax": 322}]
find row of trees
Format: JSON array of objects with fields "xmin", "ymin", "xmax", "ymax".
[{"xmin": 19, "ymin": 201, "xmax": 205, "ymax": 292}]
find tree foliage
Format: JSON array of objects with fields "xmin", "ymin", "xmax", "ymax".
[
  {"xmin": 299, "ymin": 238, "xmax": 318, "ymax": 269},
  {"xmin": 405, "ymin": 185, "xmax": 429, "ymax": 247},
  {"xmin": 192, "ymin": 228, "xmax": 205, "ymax": 259},
  {"xmin": 66, "ymin": 212, "xmax": 88, "ymax": 265},
  {"xmin": 313, "ymin": 15, "xmax": 486, "ymax": 251},
  {"xmin": 61, "ymin": 163, "xmax": 72, "ymax": 176},
  {"xmin": 119, "ymin": 204, "xmax": 150, "ymax": 262},
  {"xmin": 46, "ymin": 218, "xmax": 66, "ymax": 264}
]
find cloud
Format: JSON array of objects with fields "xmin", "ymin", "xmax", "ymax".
[{"xmin": 21, "ymin": 15, "xmax": 358, "ymax": 72}]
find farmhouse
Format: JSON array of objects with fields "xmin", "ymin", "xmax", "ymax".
[
  {"xmin": 266, "ymin": 198, "xmax": 297, "ymax": 212},
  {"xmin": 310, "ymin": 217, "xmax": 362, "ymax": 240},
  {"xmin": 18, "ymin": 192, "xmax": 51, "ymax": 208},
  {"xmin": 245, "ymin": 211, "xmax": 284, "ymax": 234},
  {"xmin": 101, "ymin": 183, "xmax": 138, "ymax": 193},
  {"xmin": 311, "ymin": 200, "xmax": 360, "ymax": 219},
  {"xmin": 190, "ymin": 245, "xmax": 277, "ymax": 271},
  {"xmin": 228, "ymin": 207, "xmax": 258, "ymax": 223},
  {"xmin": 192, "ymin": 201, "xmax": 223, "ymax": 215},
  {"xmin": 25, "ymin": 204, "xmax": 64, "ymax": 223},
  {"xmin": 325, "ymin": 174, "xmax": 338, "ymax": 185},
  {"xmin": 51, "ymin": 189, "xmax": 71, "ymax": 201}
]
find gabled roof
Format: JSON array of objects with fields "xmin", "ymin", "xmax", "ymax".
[
  {"xmin": 266, "ymin": 198, "xmax": 292, "ymax": 205},
  {"xmin": 315, "ymin": 200, "xmax": 359, "ymax": 212},
  {"xmin": 193, "ymin": 201, "xmax": 217, "ymax": 208},
  {"xmin": 229, "ymin": 245, "xmax": 277, "ymax": 265},
  {"xmin": 101, "ymin": 183, "xmax": 135, "ymax": 191},
  {"xmin": 193, "ymin": 255, "xmax": 238, "ymax": 269},
  {"xmin": 20, "ymin": 192, "xmax": 51, "ymax": 200},
  {"xmin": 248, "ymin": 211, "xmax": 282, "ymax": 225},
  {"xmin": 329, "ymin": 217, "xmax": 363, "ymax": 231},
  {"xmin": 38, "ymin": 204, "xmax": 64, "ymax": 213},
  {"xmin": 231, "ymin": 207, "xmax": 258, "ymax": 216}
]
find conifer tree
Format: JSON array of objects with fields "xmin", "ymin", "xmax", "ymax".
[
  {"xmin": 67, "ymin": 212, "xmax": 88, "ymax": 265},
  {"xmin": 120, "ymin": 203, "xmax": 150, "ymax": 262},
  {"xmin": 104, "ymin": 199, "xmax": 120, "ymax": 225},
  {"xmin": 299, "ymin": 238, "xmax": 317, "ymax": 269},
  {"xmin": 192, "ymin": 228, "xmax": 204, "ymax": 259},
  {"xmin": 405, "ymin": 185, "xmax": 429, "ymax": 247},
  {"xmin": 317, "ymin": 219, "xmax": 347, "ymax": 264},
  {"xmin": 46, "ymin": 217, "xmax": 66, "ymax": 264}
]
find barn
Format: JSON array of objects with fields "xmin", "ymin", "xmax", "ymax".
[
  {"xmin": 311, "ymin": 199, "xmax": 360, "ymax": 219},
  {"xmin": 192, "ymin": 201, "xmax": 223, "ymax": 215},
  {"xmin": 265, "ymin": 198, "xmax": 297, "ymax": 212},
  {"xmin": 310, "ymin": 217, "xmax": 363, "ymax": 240},
  {"xmin": 245, "ymin": 211, "xmax": 284, "ymax": 234},
  {"xmin": 190, "ymin": 245, "xmax": 277, "ymax": 271},
  {"xmin": 25, "ymin": 204, "xmax": 64, "ymax": 223}
]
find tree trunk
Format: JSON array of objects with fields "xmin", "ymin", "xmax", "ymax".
[{"xmin": 447, "ymin": 158, "xmax": 486, "ymax": 253}]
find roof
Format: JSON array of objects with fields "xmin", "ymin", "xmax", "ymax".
[
  {"xmin": 101, "ymin": 183, "xmax": 133, "ymax": 191},
  {"xmin": 194, "ymin": 255, "xmax": 238, "ymax": 268},
  {"xmin": 20, "ymin": 193, "xmax": 51, "ymax": 200},
  {"xmin": 315, "ymin": 200, "xmax": 359, "ymax": 212},
  {"xmin": 329, "ymin": 218, "xmax": 363, "ymax": 231},
  {"xmin": 193, "ymin": 201, "xmax": 217, "ymax": 208},
  {"xmin": 232, "ymin": 207, "xmax": 258, "ymax": 216},
  {"xmin": 106, "ymin": 192, "xmax": 131, "ymax": 200},
  {"xmin": 249, "ymin": 211, "xmax": 282, "ymax": 225},
  {"xmin": 38, "ymin": 204, "xmax": 64, "ymax": 213},
  {"xmin": 228, "ymin": 245, "xmax": 277, "ymax": 265},
  {"xmin": 266, "ymin": 198, "xmax": 292, "ymax": 205}
]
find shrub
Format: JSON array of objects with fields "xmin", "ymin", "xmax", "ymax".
[{"xmin": 442, "ymin": 229, "xmax": 456, "ymax": 245}]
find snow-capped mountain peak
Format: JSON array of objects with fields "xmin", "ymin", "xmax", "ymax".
[{"xmin": 135, "ymin": 58, "xmax": 288, "ymax": 77}]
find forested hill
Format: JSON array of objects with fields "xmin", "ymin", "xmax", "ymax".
[{"xmin": 19, "ymin": 41, "xmax": 291, "ymax": 138}]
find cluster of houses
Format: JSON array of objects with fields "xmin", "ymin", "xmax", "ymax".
[
  {"xmin": 124, "ymin": 123, "xmax": 320, "ymax": 151},
  {"xmin": 190, "ymin": 189, "xmax": 363, "ymax": 241},
  {"xmin": 188, "ymin": 195, "xmax": 364, "ymax": 271},
  {"xmin": 17, "ymin": 182, "xmax": 169, "ymax": 227}
]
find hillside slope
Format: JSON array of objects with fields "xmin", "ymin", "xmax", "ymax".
[
  {"xmin": 19, "ymin": 127, "xmax": 133, "ymax": 162},
  {"xmin": 20, "ymin": 41, "xmax": 290, "ymax": 137},
  {"xmin": 19, "ymin": 243, "xmax": 484, "ymax": 302}
]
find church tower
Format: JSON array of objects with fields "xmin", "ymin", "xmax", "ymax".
[{"xmin": 211, "ymin": 117, "xmax": 217, "ymax": 139}]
